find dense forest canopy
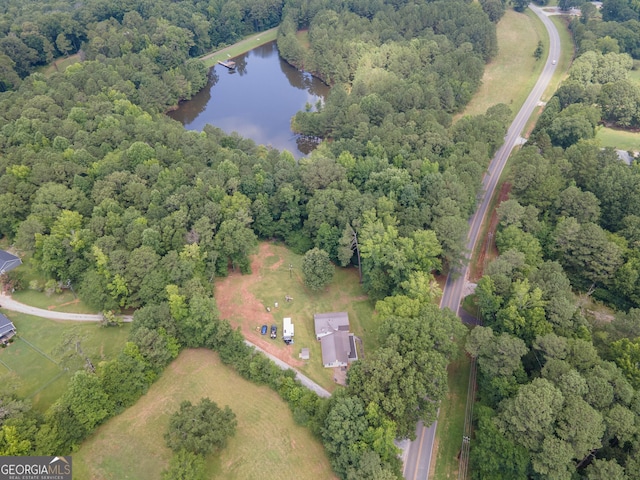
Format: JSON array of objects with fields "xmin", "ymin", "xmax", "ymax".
[
  {"xmin": 469, "ymin": 1, "xmax": 640, "ymax": 479},
  {"xmin": 5, "ymin": 0, "xmax": 612, "ymax": 478}
]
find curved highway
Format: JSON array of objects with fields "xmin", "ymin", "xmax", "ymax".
[{"xmin": 402, "ymin": 4, "xmax": 561, "ymax": 479}]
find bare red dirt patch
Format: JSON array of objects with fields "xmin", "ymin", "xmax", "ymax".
[
  {"xmin": 473, "ymin": 182, "xmax": 512, "ymax": 281},
  {"xmin": 214, "ymin": 242, "xmax": 304, "ymax": 368}
]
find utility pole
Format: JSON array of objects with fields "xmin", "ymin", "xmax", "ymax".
[{"xmin": 350, "ymin": 227, "xmax": 362, "ymax": 283}]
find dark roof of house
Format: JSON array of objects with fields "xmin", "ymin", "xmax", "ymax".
[
  {"xmin": 320, "ymin": 330, "xmax": 350, "ymax": 366},
  {"xmin": 0, "ymin": 312, "xmax": 16, "ymax": 338},
  {"xmin": 0, "ymin": 250, "xmax": 21, "ymax": 274},
  {"xmin": 314, "ymin": 312, "xmax": 349, "ymax": 338}
]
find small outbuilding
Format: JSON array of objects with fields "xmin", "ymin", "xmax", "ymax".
[
  {"xmin": 299, "ymin": 348, "xmax": 309, "ymax": 360},
  {"xmin": 0, "ymin": 250, "xmax": 21, "ymax": 275},
  {"xmin": 0, "ymin": 313, "xmax": 16, "ymax": 345}
]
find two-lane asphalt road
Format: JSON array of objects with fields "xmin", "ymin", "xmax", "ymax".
[{"xmin": 402, "ymin": 4, "xmax": 561, "ymax": 479}]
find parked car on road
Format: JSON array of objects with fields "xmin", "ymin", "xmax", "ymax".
[{"xmin": 261, "ymin": 324, "xmax": 268, "ymax": 335}]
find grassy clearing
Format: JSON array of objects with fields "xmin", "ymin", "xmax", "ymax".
[
  {"xmin": 433, "ymin": 336, "xmax": 472, "ymax": 480},
  {"xmin": 458, "ymin": 9, "xmax": 544, "ymax": 120},
  {"xmin": 200, "ymin": 28, "xmax": 279, "ymax": 68},
  {"xmin": 596, "ymin": 126, "xmax": 640, "ymax": 152},
  {"xmin": 73, "ymin": 349, "xmax": 335, "ymax": 480},
  {"xmin": 217, "ymin": 242, "xmax": 376, "ymax": 392},
  {"xmin": 12, "ymin": 289, "xmax": 97, "ymax": 314},
  {"xmin": 40, "ymin": 54, "xmax": 81, "ymax": 76},
  {"xmin": 295, "ymin": 30, "xmax": 310, "ymax": 50},
  {"xmin": 11, "ymin": 258, "xmax": 97, "ymax": 314},
  {"xmin": 0, "ymin": 312, "xmax": 130, "ymax": 411}
]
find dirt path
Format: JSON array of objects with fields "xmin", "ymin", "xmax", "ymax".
[{"xmin": 215, "ymin": 242, "xmax": 304, "ymax": 368}]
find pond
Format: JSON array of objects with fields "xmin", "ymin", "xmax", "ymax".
[{"xmin": 167, "ymin": 41, "xmax": 329, "ymax": 157}]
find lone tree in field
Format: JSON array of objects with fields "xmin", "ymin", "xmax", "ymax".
[
  {"xmin": 164, "ymin": 397, "xmax": 237, "ymax": 456},
  {"xmin": 302, "ymin": 247, "xmax": 335, "ymax": 291}
]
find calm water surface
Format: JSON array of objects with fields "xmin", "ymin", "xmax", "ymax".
[{"xmin": 168, "ymin": 41, "xmax": 329, "ymax": 157}]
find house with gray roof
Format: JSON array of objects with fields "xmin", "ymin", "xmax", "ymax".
[
  {"xmin": 0, "ymin": 313, "xmax": 16, "ymax": 345},
  {"xmin": 0, "ymin": 250, "xmax": 21, "ymax": 275},
  {"xmin": 314, "ymin": 312, "xmax": 358, "ymax": 368},
  {"xmin": 314, "ymin": 312, "xmax": 350, "ymax": 340}
]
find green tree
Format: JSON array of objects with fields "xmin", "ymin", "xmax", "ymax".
[
  {"xmin": 604, "ymin": 404, "xmax": 637, "ymax": 446},
  {"xmin": 513, "ymin": 0, "xmax": 529, "ymax": 12},
  {"xmin": 214, "ymin": 218, "xmax": 257, "ymax": 275},
  {"xmin": 0, "ymin": 425, "xmax": 32, "ymax": 456},
  {"xmin": 466, "ymin": 327, "xmax": 528, "ymax": 378},
  {"xmin": 495, "ymin": 225, "xmax": 543, "ymax": 266},
  {"xmin": 555, "ymin": 397, "xmax": 604, "ymax": 461},
  {"xmin": 349, "ymin": 305, "xmax": 462, "ymax": 437},
  {"xmin": 586, "ymin": 459, "xmax": 628, "ymax": 480},
  {"xmin": 470, "ymin": 405, "xmax": 529, "ymax": 480},
  {"xmin": 552, "ymin": 218, "xmax": 624, "ymax": 287},
  {"xmin": 98, "ymin": 352, "xmax": 149, "ymax": 413},
  {"xmin": 495, "ymin": 279, "xmax": 552, "ymax": 344},
  {"xmin": 359, "ymin": 210, "xmax": 441, "ymax": 300},
  {"xmin": 164, "ymin": 398, "xmax": 237, "ymax": 456},
  {"xmin": 322, "ymin": 395, "xmax": 368, "ymax": 478},
  {"xmin": 63, "ymin": 371, "xmax": 112, "ymax": 433},
  {"xmin": 302, "ymin": 247, "xmax": 335, "ymax": 291},
  {"xmin": 511, "ymin": 147, "xmax": 566, "ymax": 210},
  {"xmin": 162, "ymin": 450, "xmax": 205, "ymax": 480},
  {"xmin": 55, "ymin": 33, "xmax": 72, "ymax": 56},
  {"xmin": 610, "ymin": 337, "xmax": 640, "ymax": 388},
  {"xmin": 530, "ymin": 436, "xmax": 574, "ymax": 480},
  {"xmin": 534, "ymin": 40, "xmax": 543, "ymax": 60},
  {"xmin": 555, "ymin": 186, "xmax": 601, "ymax": 224},
  {"xmin": 497, "ymin": 378, "xmax": 564, "ymax": 452}
]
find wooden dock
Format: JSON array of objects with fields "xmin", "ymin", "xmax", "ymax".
[{"xmin": 217, "ymin": 60, "xmax": 236, "ymax": 70}]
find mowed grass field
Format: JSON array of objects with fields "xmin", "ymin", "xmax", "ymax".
[
  {"xmin": 12, "ymin": 289, "xmax": 97, "ymax": 314},
  {"xmin": 200, "ymin": 27, "xmax": 278, "ymax": 68},
  {"xmin": 10, "ymin": 257, "xmax": 98, "ymax": 314},
  {"xmin": 215, "ymin": 242, "xmax": 376, "ymax": 392},
  {"xmin": 596, "ymin": 127, "xmax": 640, "ymax": 152},
  {"xmin": 0, "ymin": 311, "xmax": 129, "ymax": 411},
  {"xmin": 40, "ymin": 53, "xmax": 80, "ymax": 76},
  {"xmin": 73, "ymin": 349, "xmax": 336, "ymax": 480},
  {"xmin": 458, "ymin": 9, "xmax": 544, "ymax": 119}
]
